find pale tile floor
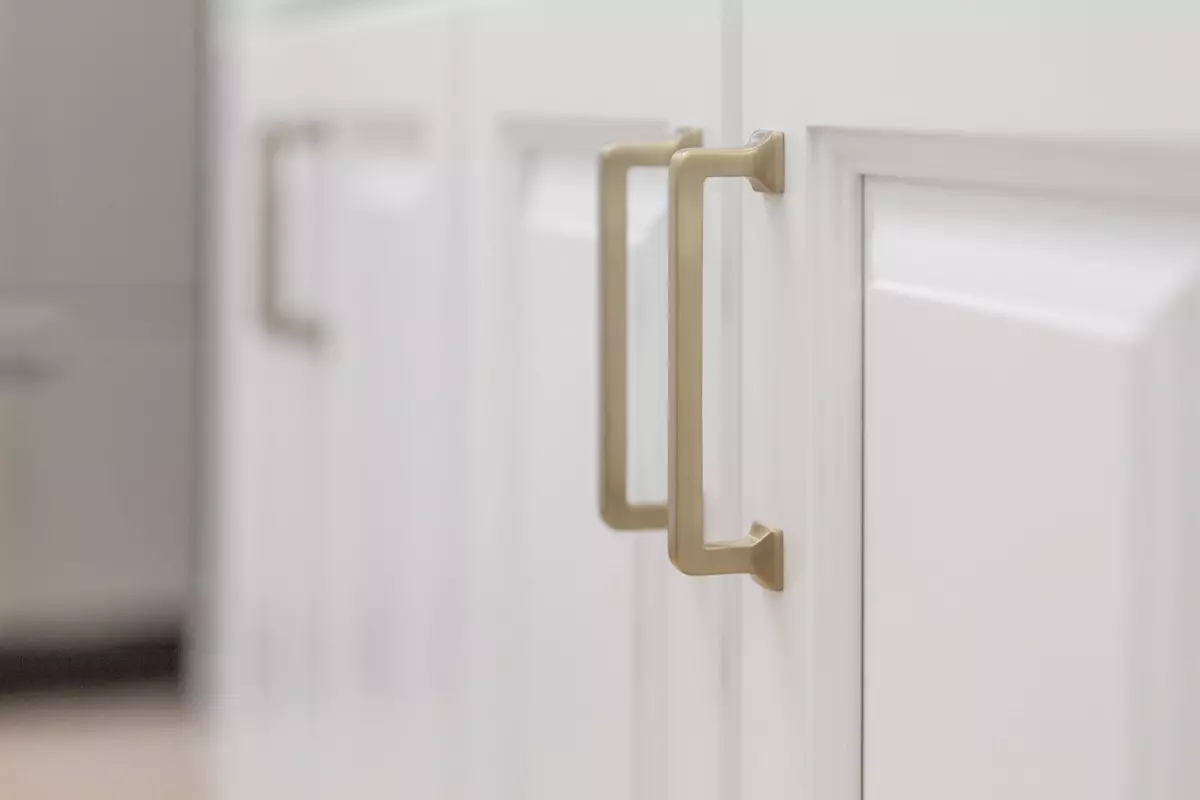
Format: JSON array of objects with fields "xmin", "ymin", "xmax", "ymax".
[{"xmin": 0, "ymin": 688, "xmax": 201, "ymax": 800}]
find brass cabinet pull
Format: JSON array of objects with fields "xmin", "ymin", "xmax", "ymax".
[
  {"xmin": 260, "ymin": 122, "xmax": 325, "ymax": 348},
  {"xmin": 598, "ymin": 127, "xmax": 702, "ymax": 530},
  {"xmin": 666, "ymin": 130, "xmax": 785, "ymax": 590}
]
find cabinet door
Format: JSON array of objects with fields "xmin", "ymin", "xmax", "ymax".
[
  {"xmin": 211, "ymin": 6, "xmax": 460, "ymax": 799},
  {"xmin": 741, "ymin": 4, "xmax": 1200, "ymax": 800},
  {"xmin": 215, "ymin": 2, "xmax": 743, "ymax": 798},
  {"xmin": 458, "ymin": 3, "xmax": 736, "ymax": 799}
]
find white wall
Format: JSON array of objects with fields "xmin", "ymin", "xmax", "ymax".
[{"xmin": 0, "ymin": 0, "xmax": 201, "ymax": 638}]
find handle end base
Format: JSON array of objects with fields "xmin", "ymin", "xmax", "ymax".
[
  {"xmin": 746, "ymin": 130, "xmax": 785, "ymax": 195},
  {"xmin": 748, "ymin": 521, "xmax": 784, "ymax": 591}
]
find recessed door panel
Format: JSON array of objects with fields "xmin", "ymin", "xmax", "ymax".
[{"xmin": 864, "ymin": 178, "xmax": 1200, "ymax": 799}]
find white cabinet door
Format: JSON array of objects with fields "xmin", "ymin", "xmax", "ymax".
[
  {"xmin": 459, "ymin": 3, "xmax": 736, "ymax": 798},
  {"xmin": 741, "ymin": 4, "xmax": 1200, "ymax": 800},
  {"xmin": 211, "ymin": 6, "xmax": 460, "ymax": 798},
  {"xmin": 216, "ymin": 4, "xmax": 1200, "ymax": 800}
]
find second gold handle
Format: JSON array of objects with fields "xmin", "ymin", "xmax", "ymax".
[
  {"xmin": 598, "ymin": 127, "xmax": 702, "ymax": 531},
  {"xmin": 667, "ymin": 130, "xmax": 785, "ymax": 590}
]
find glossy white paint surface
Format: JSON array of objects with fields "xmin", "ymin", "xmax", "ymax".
[{"xmin": 866, "ymin": 178, "xmax": 1200, "ymax": 798}]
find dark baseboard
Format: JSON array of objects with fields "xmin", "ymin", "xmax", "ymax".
[{"xmin": 0, "ymin": 629, "xmax": 182, "ymax": 699}]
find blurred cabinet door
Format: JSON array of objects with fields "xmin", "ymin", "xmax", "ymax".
[
  {"xmin": 459, "ymin": 3, "xmax": 741, "ymax": 799},
  {"xmin": 739, "ymin": 4, "xmax": 1200, "ymax": 800},
  {"xmin": 212, "ymin": 5, "xmax": 460, "ymax": 798}
]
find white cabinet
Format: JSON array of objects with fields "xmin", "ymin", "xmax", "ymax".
[{"xmin": 213, "ymin": 2, "xmax": 1200, "ymax": 799}]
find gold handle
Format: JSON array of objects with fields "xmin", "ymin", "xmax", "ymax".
[
  {"xmin": 598, "ymin": 127, "xmax": 703, "ymax": 530},
  {"xmin": 261, "ymin": 122, "xmax": 325, "ymax": 348},
  {"xmin": 667, "ymin": 130, "xmax": 785, "ymax": 590}
]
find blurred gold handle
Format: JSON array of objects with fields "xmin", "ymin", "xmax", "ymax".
[
  {"xmin": 598, "ymin": 127, "xmax": 702, "ymax": 530},
  {"xmin": 261, "ymin": 122, "xmax": 325, "ymax": 348},
  {"xmin": 667, "ymin": 130, "xmax": 785, "ymax": 590}
]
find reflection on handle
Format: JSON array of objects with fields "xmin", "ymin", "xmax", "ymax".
[
  {"xmin": 261, "ymin": 122, "xmax": 325, "ymax": 348},
  {"xmin": 667, "ymin": 130, "xmax": 785, "ymax": 590},
  {"xmin": 598, "ymin": 127, "xmax": 703, "ymax": 531}
]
